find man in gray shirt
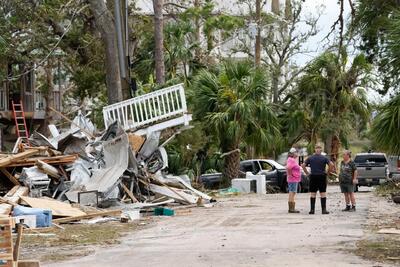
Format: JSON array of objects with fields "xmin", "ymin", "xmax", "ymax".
[{"xmin": 301, "ymin": 144, "xmax": 335, "ymax": 214}]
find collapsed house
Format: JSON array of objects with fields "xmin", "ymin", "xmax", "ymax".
[{"xmin": 0, "ymin": 83, "xmax": 214, "ymax": 227}]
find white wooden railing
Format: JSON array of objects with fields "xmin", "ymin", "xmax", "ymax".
[{"xmin": 103, "ymin": 84, "xmax": 191, "ymax": 132}]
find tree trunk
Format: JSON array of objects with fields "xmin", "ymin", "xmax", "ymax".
[
  {"xmin": 330, "ymin": 134, "xmax": 341, "ymax": 167},
  {"xmin": 153, "ymin": 0, "xmax": 165, "ymax": 85},
  {"xmin": 255, "ymin": 0, "xmax": 261, "ymax": 67},
  {"xmin": 284, "ymin": 0, "xmax": 292, "ymax": 20},
  {"xmin": 39, "ymin": 60, "xmax": 55, "ymax": 136},
  {"xmin": 272, "ymin": 0, "xmax": 280, "ymax": 14},
  {"xmin": 89, "ymin": 0, "xmax": 123, "ymax": 104},
  {"xmin": 272, "ymin": 68, "xmax": 280, "ymax": 103},
  {"xmin": 222, "ymin": 148, "xmax": 240, "ymax": 185},
  {"xmin": 194, "ymin": 0, "xmax": 201, "ymax": 59}
]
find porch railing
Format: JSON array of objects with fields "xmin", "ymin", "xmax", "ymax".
[{"xmin": 103, "ymin": 84, "xmax": 190, "ymax": 132}]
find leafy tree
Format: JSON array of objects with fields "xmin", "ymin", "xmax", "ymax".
[
  {"xmin": 283, "ymin": 51, "xmax": 371, "ymax": 162},
  {"xmin": 191, "ymin": 60, "xmax": 280, "ymax": 183},
  {"xmin": 370, "ymin": 93, "xmax": 400, "ymax": 155},
  {"xmin": 352, "ymin": 0, "xmax": 400, "ymax": 93}
]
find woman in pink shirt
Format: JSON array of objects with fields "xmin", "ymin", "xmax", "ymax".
[{"xmin": 286, "ymin": 147, "xmax": 301, "ymax": 213}]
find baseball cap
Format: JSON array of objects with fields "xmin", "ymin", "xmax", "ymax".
[{"xmin": 289, "ymin": 147, "xmax": 297, "ymax": 153}]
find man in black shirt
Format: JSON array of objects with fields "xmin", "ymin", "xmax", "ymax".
[{"xmin": 301, "ymin": 144, "xmax": 335, "ymax": 214}]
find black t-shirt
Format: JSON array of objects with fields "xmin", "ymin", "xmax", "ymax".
[{"xmin": 305, "ymin": 154, "xmax": 330, "ymax": 175}]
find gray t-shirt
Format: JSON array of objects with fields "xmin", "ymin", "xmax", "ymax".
[
  {"xmin": 305, "ymin": 154, "xmax": 330, "ymax": 175},
  {"xmin": 339, "ymin": 160, "xmax": 357, "ymax": 184}
]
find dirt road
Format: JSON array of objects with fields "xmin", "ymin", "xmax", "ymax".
[{"xmin": 45, "ymin": 186, "xmax": 395, "ymax": 267}]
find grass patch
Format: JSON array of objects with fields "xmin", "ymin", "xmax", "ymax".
[
  {"xmin": 20, "ymin": 220, "xmax": 152, "ymax": 262},
  {"xmin": 356, "ymin": 238, "xmax": 400, "ymax": 263},
  {"xmin": 375, "ymin": 181, "xmax": 400, "ymax": 197}
]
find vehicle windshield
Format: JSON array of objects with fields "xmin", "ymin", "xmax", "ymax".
[{"xmin": 354, "ymin": 155, "xmax": 387, "ymax": 164}]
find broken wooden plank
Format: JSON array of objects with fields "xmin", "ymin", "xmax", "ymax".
[
  {"xmin": 0, "ymin": 149, "xmax": 40, "ymax": 168},
  {"xmin": 35, "ymin": 160, "xmax": 61, "ymax": 180},
  {"xmin": 7, "ymin": 154, "xmax": 78, "ymax": 167},
  {"xmin": 128, "ymin": 133, "xmax": 146, "ymax": 152},
  {"xmin": 52, "ymin": 210, "xmax": 122, "ymax": 224},
  {"xmin": 0, "ymin": 186, "xmax": 29, "ymax": 216},
  {"xmin": 20, "ymin": 196, "xmax": 86, "ymax": 217},
  {"xmin": 121, "ymin": 183, "xmax": 138, "ymax": 203},
  {"xmin": 0, "ymin": 168, "xmax": 20, "ymax": 185},
  {"xmin": 13, "ymin": 223, "xmax": 23, "ymax": 261}
]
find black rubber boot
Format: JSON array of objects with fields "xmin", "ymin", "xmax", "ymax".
[
  {"xmin": 309, "ymin": 197, "xmax": 316, "ymax": 214},
  {"xmin": 342, "ymin": 205, "xmax": 351, "ymax": 212},
  {"xmin": 321, "ymin": 197, "xmax": 329, "ymax": 214}
]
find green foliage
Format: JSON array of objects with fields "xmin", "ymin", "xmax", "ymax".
[
  {"xmin": 353, "ymin": 0, "xmax": 400, "ymax": 93},
  {"xmin": 191, "ymin": 60, "xmax": 280, "ymax": 155},
  {"xmin": 281, "ymin": 50, "xmax": 372, "ymax": 148},
  {"xmin": 370, "ymin": 93, "xmax": 400, "ymax": 155}
]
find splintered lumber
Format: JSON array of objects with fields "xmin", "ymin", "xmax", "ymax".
[
  {"xmin": 20, "ymin": 196, "xmax": 86, "ymax": 217},
  {"xmin": 13, "ymin": 223, "xmax": 23, "ymax": 261},
  {"xmin": 128, "ymin": 133, "xmax": 146, "ymax": 152},
  {"xmin": 7, "ymin": 154, "xmax": 78, "ymax": 167},
  {"xmin": 0, "ymin": 218, "xmax": 13, "ymax": 265},
  {"xmin": 0, "ymin": 168, "xmax": 20, "ymax": 185},
  {"xmin": 52, "ymin": 209, "xmax": 122, "ymax": 224},
  {"xmin": 0, "ymin": 149, "xmax": 40, "ymax": 168},
  {"xmin": 35, "ymin": 160, "xmax": 61, "ymax": 180},
  {"xmin": 0, "ymin": 186, "xmax": 29, "ymax": 215},
  {"xmin": 121, "ymin": 183, "xmax": 138, "ymax": 203}
]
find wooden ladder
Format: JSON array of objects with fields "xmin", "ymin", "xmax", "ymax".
[{"xmin": 11, "ymin": 101, "xmax": 30, "ymax": 147}]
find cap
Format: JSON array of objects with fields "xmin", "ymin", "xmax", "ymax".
[{"xmin": 289, "ymin": 147, "xmax": 297, "ymax": 153}]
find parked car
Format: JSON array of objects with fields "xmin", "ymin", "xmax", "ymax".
[
  {"xmin": 354, "ymin": 152, "xmax": 389, "ymax": 188},
  {"xmin": 239, "ymin": 159, "xmax": 309, "ymax": 193},
  {"xmin": 198, "ymin": 173, "xmax": 223, "ymax": 189}
]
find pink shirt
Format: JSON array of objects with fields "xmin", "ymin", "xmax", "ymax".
[{"xmin": 286, "ymin": 157, "xmax": 301, "ymax": 183}]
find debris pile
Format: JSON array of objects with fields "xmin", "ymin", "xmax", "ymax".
[{"xmin": 0, "ymin": 108, "xmax": 213, "ymax": 228}]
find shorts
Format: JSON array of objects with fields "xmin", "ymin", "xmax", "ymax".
[
  {"xmin": 309, "ymin": 174, "xmax": 327, "ymax": 193},
  {"xmin": 340, "ymin": 183, "xmax": 354, "ymax": 193},
  {"xmin": 288, "ymin": 182, "xmax": 298, "ymax": 193}
]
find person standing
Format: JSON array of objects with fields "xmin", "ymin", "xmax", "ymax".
[
  {"xmin": 301, "ymin": 144, "xmax": 335, "ymax": 215},
  {"xmin": 339, "ymin": 150, "xmax": 358, "ymax": 211},
  {"xmin": 287, "ymin": 148, "xmax": 301, "ymax": 213}
]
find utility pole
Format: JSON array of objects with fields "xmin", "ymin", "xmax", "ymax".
[{"xmin": 255, "ymin": 0, "xmax": 261, "ymax": 67}]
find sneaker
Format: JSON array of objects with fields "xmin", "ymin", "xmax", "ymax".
[
  {"xmin": 342, "ymin": 205, "xmax": 351, "ymax": 212},
  {"xmin": 350, "ymin": 206, "xmax": 356, "ymax": 212}
]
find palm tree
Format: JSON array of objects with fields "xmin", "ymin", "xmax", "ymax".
[
  {"xmin": 283, "ymin": 51, "xmax": 371, "ymax": 162},
  {"xmin": 371, "ymin": 93, "xmax": 400, "ymax": 155},
  {"xmin": 191, "ymin": 61, "xmax": 280, "ymax": 183}
]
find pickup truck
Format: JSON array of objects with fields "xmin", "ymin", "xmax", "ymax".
[{"xmin": 354, "ymin": 152, "xmax": 389, "ymax": 188}]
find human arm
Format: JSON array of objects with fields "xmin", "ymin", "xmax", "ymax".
[{"xmin": 301, "ymin": 162, "xmax": 309, "ymax": 176}]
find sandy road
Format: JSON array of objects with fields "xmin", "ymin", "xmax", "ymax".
[{"xmin": 46, "ymin": 185, "xmax": 394, "ymax": 267}]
